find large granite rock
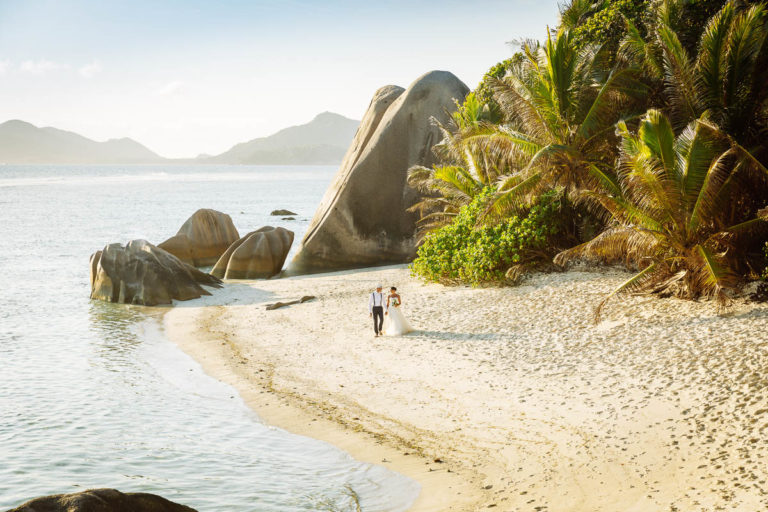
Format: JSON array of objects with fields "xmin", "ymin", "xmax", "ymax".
[
  {"xmin": 8, "ymin": 488, "xmax": 197, "ymax": 512},
  {"xmin": 158, "ymin": 208, "xmax": 240, "ymax": 266},
  {"xmin": 211, "ymin": 226, "xmax": 294, "ymax": 279},
  {"xmin": 90, "ymin": 239, "xmax": 222, "ymax": 306},
  {"xmin": 288, "ymin": 71, "xmax": 469, "ymax": 274}
]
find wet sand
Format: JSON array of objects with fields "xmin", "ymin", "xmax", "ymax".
[{"xmin": 165, "ymin": 265, "xmax": 768, "ymax": 511}]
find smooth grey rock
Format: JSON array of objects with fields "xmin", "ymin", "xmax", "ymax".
[
  {"xmin": 270, "ymin": 209, "xmax": 297, "ymax": 216},
  {"xmin": 288, "ymin": 71, "xmax": 469, "ymax": 274},
  {"xmin": 211, "ymin": 226, "xmax": 294, "ymax": 279},
  {"xmin": 158, "ymin": 208, "xmax": 240, "ymax": 266},
  {"xmin": 89, "ymin": 240, "xmax": 222, "ymax": 306},
  {"xmin": 8, "ymin": 489, "xmax": 197, "ymax": 512}
]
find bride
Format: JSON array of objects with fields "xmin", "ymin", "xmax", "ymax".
[{"xmin": 384, "ymin": 286, "xmax": 413, "ymax": 336}]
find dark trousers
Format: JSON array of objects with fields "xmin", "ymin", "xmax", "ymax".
[{"xmin": 372, "ymin": 306, "xmax": 384, "ymax": 335}]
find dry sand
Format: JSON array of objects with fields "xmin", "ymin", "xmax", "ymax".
[{"xmin": 164, "ymin": 265, "xmax": 768, "ymax": 511}]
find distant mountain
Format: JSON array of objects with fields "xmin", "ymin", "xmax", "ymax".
[
  {"xmin": 201, "ymin": 112, "xmax": 360, "ymax": 165},
  {"xmin": 0, "ymin": 112, "xmax": 360, "ymax": 165},
  {"xmin": 0, "ymin": 120, "xmax": 163, "ymax": 164}
]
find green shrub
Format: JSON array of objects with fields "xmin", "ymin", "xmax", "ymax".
[
  {"xmin": 411, "ymin": 189, "xmax": 562, "ymax": 285},
  {"xmin": 568, "ymin": 0, "xmax": 650, "ymax": 51}
]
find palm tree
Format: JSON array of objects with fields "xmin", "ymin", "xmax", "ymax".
[
  {"xmin": 555, "ymin": 109, "xmax": 768, "ymax": 319},
  {"xmin": 473, "ymin": 27, "xmax": 647, "ymax": 218},
  {"xmin": 407, "ymin": 93, "xmax": 503, "ymax": 236},
  {"xmin": 621, "ymin": 0, "xmax": 768, "ymax": 145}
]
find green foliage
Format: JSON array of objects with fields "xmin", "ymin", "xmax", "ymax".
[
  {"xmin": 408, "ymin": 92, "xmax": 508, "ymax": 236},
  {"xmin": 474, "ymin": 27, "xmax": 647, "ymax": 218},
  {"xmin": 564, "ymin": 0, "xmax": 650, "ymax": 51},
  {"xmin": 475, "ymin": 56, "xmax": 520, "ymax": 106},
  {"xmin": 556, "ymin": 109, "xmax": 768, "ymax": 318},
  {"xmin": 411, "ymin": 189, "xmax": 562, "ymax": 285}
]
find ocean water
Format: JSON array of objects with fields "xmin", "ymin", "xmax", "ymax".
[{"xmin": 0, "ymin": 165, "xmax": 419, "ymax": 511}]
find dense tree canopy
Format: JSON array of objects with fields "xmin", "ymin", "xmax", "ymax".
[{"xmin": 410, "ymin": 0, "xmax": 768, "ymax": 317}]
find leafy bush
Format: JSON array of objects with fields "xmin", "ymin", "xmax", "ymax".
[
  {"xmin": 567, "ymin": 0, "xmax": 650, "ymax": 51},
  {"xmin": 411, "ymin": 189, "xmax": 562, "ymax": 285},
  {"xmin": 473, "ymin": 54, "xmax": 523, "ymax": 122}
]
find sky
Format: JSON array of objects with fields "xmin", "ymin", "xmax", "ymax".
[{"xmin": 0, "ymin": 1, "xmax": 560, "ymax": 158}]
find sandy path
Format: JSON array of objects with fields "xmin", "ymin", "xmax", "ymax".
[{"xmin": 165, "ymin": 265, "xmax": 768, "ymax": 511}]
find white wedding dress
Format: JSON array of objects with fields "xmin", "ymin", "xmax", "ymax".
[{"xmin": 384, "ymin": 294, "xmax": 413, "ymax": 336}]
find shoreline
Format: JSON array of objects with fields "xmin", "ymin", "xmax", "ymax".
[
  {"xmin": 163, "ymin": 268, "xmax": 485, "ymax": 511},
  {"xmin": 164, "ymin": 265, "xmax": 768, "ymax": 511}
]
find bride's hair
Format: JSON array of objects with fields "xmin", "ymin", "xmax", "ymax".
[{"xmin": 390, "ymin": 286, "xmax": 397, "ymax": 291}]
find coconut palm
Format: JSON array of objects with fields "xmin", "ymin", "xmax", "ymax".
[
  {"xmin": 555, "ymin": 109, "xmax": 768, "ymax": 319},
  {"xmin": 621, "ymin": 0, "xmax": 768, "ymax": 145},
  {"xmin": 407, "ymin": 93, "xmax": 503, "ymax": 236},
  {"xmin": 474, "ymin": 27, "xmax": 647, "ymax": 218}
]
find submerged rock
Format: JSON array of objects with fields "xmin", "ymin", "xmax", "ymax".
[
  {"xmin": 158, "ymin": 208, "xmax": 240, "ymax": 266},
  {"xmin": 288, "ymin": 71, "xmax": 469, "ymax": 274},
  {"xmin": 8, "ymin": 488, "xmax": 198, "ymax": 512},
  {"xmin": 90, "ymin": 239, "xmax": 222, "ymax": 306},
  {"xmin": 211, "ymin": 226, "xmax": 294, "ymax": 279},
  {"xmin": 270, "ymin": 209, "xmax": 297, "ymax": 216}
]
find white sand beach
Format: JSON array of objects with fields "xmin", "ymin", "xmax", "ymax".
[{"xmin": 165, "ymin": 265, "xmax": 768, "ymax": 511}]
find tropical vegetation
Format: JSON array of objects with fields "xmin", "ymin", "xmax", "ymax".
[
  {"xmin": 410, "ymin": 0, "xmax": 768, "ymax": 319},
  {"xmin": 412, "ymin": 189, "xmax": 563, "ymax": 285}
]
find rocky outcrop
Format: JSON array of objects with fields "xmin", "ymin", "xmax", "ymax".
[
  {"xmin": 270, "ymin": 209, "xmax": 297, "ymax": 216},
  {"xmin": 158, "ymin": 209, "xmax": 240, "ymax": 266},
  {"xmin": 211, "ymin": 226, "xmax": 294, "ymax": 279},
  {"xmin": 8, "ymin": 488, "xmax": 197, "ymax": 512},
  {"xmin": 90, "ymin": 240, "xmax": 222, "ymax": 306},
  {"xmin": 288, "ymin": 71, "xmax": 469, "ymax": 274}
]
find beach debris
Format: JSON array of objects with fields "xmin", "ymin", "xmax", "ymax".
[
  {"xmin": 265, "ymin": 295, "xmax": 316, "ymax": 310},
  {"xmin": 270, "ymin": 209, "xmax": 297, "ymax": 216},
  {"xmin": 212, "ymin": 226, "xmax": 294, "ymax": 279},
  {"xmin": 158, "ymin": 208, "xmax": 240, "ymax": 266},
  {"xmin": 89, "ymin": 239, "xmax": 222, "ymax": 306},
  {"xmin": 7, "ymin": 488, "xmax": 198, "ymax": 512}
]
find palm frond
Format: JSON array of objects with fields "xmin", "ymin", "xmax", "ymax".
[{"xmin": 593, "ymin": 262, "xmax": 662, "ymax": 322}]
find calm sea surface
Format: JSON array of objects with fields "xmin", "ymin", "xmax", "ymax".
[{"xmin": 0, "ymin": 165, "xmax": 419, "ymax": 511}]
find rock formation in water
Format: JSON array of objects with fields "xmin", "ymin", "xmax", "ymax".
[
  {"xmin": 288, "ymin": 71, "xmax": 469, "ymax": 274},
  {"xmin": 90, "ymin": 240, "xmax": 222, "ymax": 306},
  {"xmin": 270, "ymin": 209, "xmax": 297, "ymax": 216},
  {"xmin": 211, "ymin": 226, "xmax": 294, "ymax": 279},
  {"xmin": 158, "ymin": 209, "xmax": 240, "ymax": 266},
  {"xmin": 8, "ymin": 488, "xmax": 198, "ymax": 512}
]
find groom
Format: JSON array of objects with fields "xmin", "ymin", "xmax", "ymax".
[{"xmin": 369, "ymin": 284, "xmax": 387, "ymax": 337}]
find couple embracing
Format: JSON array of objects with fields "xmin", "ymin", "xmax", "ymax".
[{"xmin": 368, "ymin": 284, "xmax": 413, "ymax": 337}]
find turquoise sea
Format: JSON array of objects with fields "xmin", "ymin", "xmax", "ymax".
[{"xmin": 0, "ymin": 165, "xmax": 419, "ymax": 511}]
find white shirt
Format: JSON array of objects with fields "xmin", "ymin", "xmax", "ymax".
[{"xmin": 369, "ymin": 291, "xmax": 386, "ymax": 312}]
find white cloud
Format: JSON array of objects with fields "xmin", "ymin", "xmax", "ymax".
[
  {"xmin": 20, "ymin": 59, "xmax": 67, "ymax": 75},
  {"xmin": 79, "ymin": 60, "xmax": 102, "ymax": 78},
  {"xmin": 153, "ymin": 81, "xmax": 184, "ymax": 96},
  {"xmin": 0, "ymin": 60, "xmax": 10, "ymax": 74}
]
